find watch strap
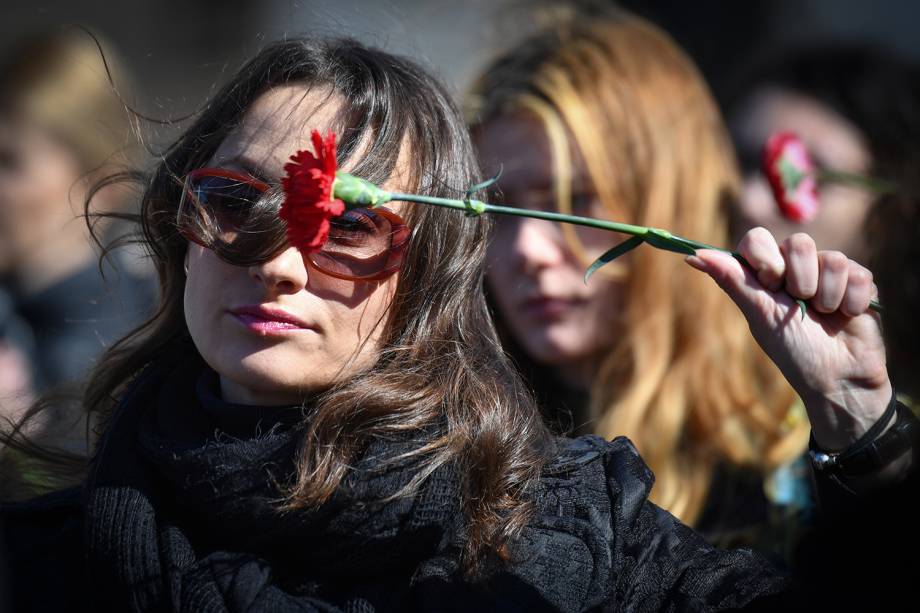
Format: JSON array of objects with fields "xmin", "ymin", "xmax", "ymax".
[{"xmin": 809, "ymin": 394, "xmax": 918, "ymax": 478}]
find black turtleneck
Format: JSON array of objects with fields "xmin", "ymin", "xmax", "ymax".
[{"xmin": 194, "ymin": 368, "xmax": 305, "ymax": 439}]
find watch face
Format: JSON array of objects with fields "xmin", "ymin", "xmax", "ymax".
[
  {"xmin": 808, "ymin": 450, "xmax": 835, "ymax": 471},
  {"xmin": 808, "ymin": 401, "xmax": 916, "ymax": 481}
]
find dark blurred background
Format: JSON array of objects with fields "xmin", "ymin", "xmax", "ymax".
[{"xmin": 3, "ymin": 0, "xmax": 919, "ymax": 125}]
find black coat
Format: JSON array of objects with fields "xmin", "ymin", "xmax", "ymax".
[
  {"xmin": 497, "ymin": 330, "xmax": 812, "ymax": 556},
  {"xmin": 2, "ymin": 358, "xmax": 786, "ymax": 612}
]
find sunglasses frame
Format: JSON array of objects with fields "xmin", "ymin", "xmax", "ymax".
[{"xmin": 179, "ymin": 167, "xmax": 412, "ymax": 281}]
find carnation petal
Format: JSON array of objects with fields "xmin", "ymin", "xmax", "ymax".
[
  {"xmin": 280, "ymin": 130, "xmax": 343, "ymax": 253},
  {"xmin": 762, "ymin": 131, "xmax": 821, "ymax": 223}
]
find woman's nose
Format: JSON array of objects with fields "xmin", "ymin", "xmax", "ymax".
[
  {"xmin": 248, "ymin": 245, "xmax": 309, "ymax": 292},
  {"xmin": 512, "ymin": 217, "xmax": 568, "ymax": 272}
]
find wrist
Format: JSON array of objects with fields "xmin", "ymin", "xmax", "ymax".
[
  {"xmin": 806, "ymin": 380, "xmax": 893, "ymax": 452},
  {"xmin": 809, "ymin": 394, "xmax": 918, "ymax": 493}
]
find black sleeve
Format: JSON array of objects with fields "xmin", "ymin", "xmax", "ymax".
[
  {"xmin": 593, "ymin": 438, "xmax": 788, "ymax": 612},
  {"xmin": 470, "ymin": 437, "xmax": 788, "ymax": 612},
  {"xmin": 177, "ymin": 551, "xmax": 344, "ymax": 612},
  {"xmin": 809, "ymin": 399, "xmax": 920, "ymax": 509}
]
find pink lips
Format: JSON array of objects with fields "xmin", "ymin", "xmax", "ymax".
[{"xmin": 229, "ymin": 305, "xmax": 314, "ymax": 335}]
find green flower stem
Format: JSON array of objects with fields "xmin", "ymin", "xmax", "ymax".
[
  {"xmin": 386, "ymin": 191, "xmax": 882, "ymax": 315},
  {"xmin": 816, "ymin": 169, "xmax": 898, "ymax": 194},
  {"xmin": 335, "ymin": 173, "xmax": 883, "ymax": 314},
  {"xmin": 388, "ymin": 193, "xmax": 650, "ymax": 236}
]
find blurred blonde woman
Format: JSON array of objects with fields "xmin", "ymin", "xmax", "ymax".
[
  {"xmin": 0, "ymin": 30, "xmax": 154, "ymax": 392},
  {"xmin": 470, "ymin": 9, "xmax": 810, "ymax": 546},
  {"xmin": 0, "ymin": 31, "xmax": 156, "ymax": 498}
]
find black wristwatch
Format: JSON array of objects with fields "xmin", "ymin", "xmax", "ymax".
[{"xmin": 808, "ymin": 394, "xmax": 919, "ymax": 479}]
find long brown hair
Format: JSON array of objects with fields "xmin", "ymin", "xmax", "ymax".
[
  {"xmin": 470, "ymin": 11, "xmax": 806, "ymax": 526},
  {"xmin": 4, "ymin": 37, "xmax": 555, "ymax": 572}
]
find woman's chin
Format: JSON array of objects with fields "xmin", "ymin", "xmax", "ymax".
[{"xmin": 208, "ymin": 351, "xmax": 332, "ymax": 404}]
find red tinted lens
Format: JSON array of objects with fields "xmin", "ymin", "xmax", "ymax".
[
  {"xmin": 178, "ymin": 170, "xmax": 268, "ymax": 244},
  {"xmin": 309, "ymin": 208, "xmax": 410, "ymax": 280}
]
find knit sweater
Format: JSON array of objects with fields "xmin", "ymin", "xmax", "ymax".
[{"xmin": 2, "ymin": 356, "xmax": 786, "ymax": 612}]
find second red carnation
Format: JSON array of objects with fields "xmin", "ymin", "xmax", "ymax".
[{"xmin": 762, "ymin": 131, "xmax": 820, "ymax": 223}]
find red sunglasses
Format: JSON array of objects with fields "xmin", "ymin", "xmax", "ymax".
[{"xmin": 177, "ymin": 168, "xmax": 411, "ymax": 281}]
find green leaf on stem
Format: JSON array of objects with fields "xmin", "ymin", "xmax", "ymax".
[
  {"xmin": 584, "ymin": 235, "xmax": 644, "ymax": 284},
  {"xmin": 643, "ymin": 228, "xmax": 698, "ymax": 255},
  {"xmin": 465, "ymin": 165, "xmax": 504, "ymax": 200}
]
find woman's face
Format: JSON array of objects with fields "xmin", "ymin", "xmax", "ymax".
[
  {"xmin": 475, "ymin": 114, "xmax": 622, "ymax": 386},
  {"xmin": 731, "ymin": 87, "xmax": 873, "ymax": 260},
  {"xmin": 0, "ymin": 115, "xmax": 84, "ymax": 274},
  {"xmin": 184, "ymin": 86, "xmax": 400, "ymax": 405}
]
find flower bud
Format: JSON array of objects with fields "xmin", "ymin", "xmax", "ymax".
[
  {"xmin": 762, "ymin": 132, "xmax": 819, "ymax": 222},
  {"xmin": 333, "ymin": 172, "xmax": 393, "ymax": 208}
]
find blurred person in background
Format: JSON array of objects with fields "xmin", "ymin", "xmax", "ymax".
[
  {"xmin": 0, "ymin": 288, "xmax": 34, "ymax": 422},
  {"xmin": 867, "ymin": 179, "xmax": 920, "ymax": 403},
  {"xmin": 726, "ymin": 44, "xmax": 920, "ymax": 263},
  {"xmin": 0, "ymin": 29, "xmax": 156, "ymax": 395},
  {"xmin": 726, "ymin": 44, "xmax": 920, "ymax": 411},
  {"xmin": 469, "ymin": 7, "xmax": 810, "ymax": 558}
]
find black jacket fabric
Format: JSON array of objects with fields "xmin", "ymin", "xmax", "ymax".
[
  {"xmin": 2, "ymin": 356, "xmax": 787, "ymax": 612},
  {"xmin": 498, "ymin": 331, "xmax": 812, "ymax": 557}
]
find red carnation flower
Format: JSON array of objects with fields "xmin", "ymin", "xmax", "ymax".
[
  {"xmin": 281, "ymin": 130, "xmax": 345, "ymax": 253},
  {"xmin": 762, "ymin": 131, "xmax": 820, "ymax": 223}
]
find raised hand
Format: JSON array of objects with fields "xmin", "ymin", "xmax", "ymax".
[{"xmin": 686, "ymin": 227, "xmax": 890, "ymax": 451}]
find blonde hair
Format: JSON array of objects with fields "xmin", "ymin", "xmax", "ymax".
[
  {"xmin": 471, "ymin": 11, "xmax": 807, "ymax": 525},
  {"xmin": 0, "ymin": 29, "xmax": 134, "ymax": 171}
]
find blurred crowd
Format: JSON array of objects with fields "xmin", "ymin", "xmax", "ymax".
[
  {"xmin": 0, "ymin": 31, "xmax": 155, "ymax": 409},
  {"xmin": 1, "ymin": 1, "xmax": 919, "ymax": 611}
]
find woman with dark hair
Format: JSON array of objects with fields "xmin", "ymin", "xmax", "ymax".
[
  {"xmin": 0, "ymin": 36, "xmax": 897, "ymax": 612},
  {"xmin": 727, "ymin": 43, "xmax": 920, "ymax": 407},
  {"xmin": 726, "ymin": 44, "xmax": 920, "ymax": 262}
]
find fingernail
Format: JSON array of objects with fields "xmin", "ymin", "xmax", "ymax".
[{"xmin": 685, "ymin": 255, "xmax": 707, "ymax": 271}]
